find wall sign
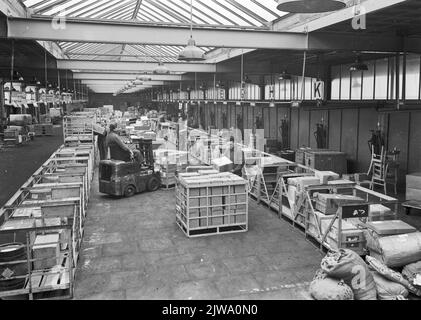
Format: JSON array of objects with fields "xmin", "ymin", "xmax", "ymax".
[{"xmin": 313, "ymin": 80, "xmax": 325, "ymax": 100}]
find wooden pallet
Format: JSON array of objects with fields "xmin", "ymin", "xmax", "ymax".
[{"xmin": 176, "ymin": 215, "xmax": 247, "ymax": 238}]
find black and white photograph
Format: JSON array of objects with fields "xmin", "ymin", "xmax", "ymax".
[{"xmin": 0, "ymin": 0, "xmax": 421, "ymax": 307}]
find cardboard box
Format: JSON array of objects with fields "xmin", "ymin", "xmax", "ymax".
[
  {"xmin": 211, "ymin": 156, "xmax": 233, "ymax": 173},
  {"xmin": 315, "ymin": 171, "xmax": 340, "ymax": 184},
  {"xmin": 316, "ymin": 194, "xmax": 364, "ymax": 215},
  {"xmin": 33, "ymin": 234, "xmax": 60, "ymax": 270}
]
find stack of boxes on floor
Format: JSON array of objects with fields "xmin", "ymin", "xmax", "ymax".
[
  {"xmin": 0, "ymin": 112, "xmax": 96, "ymax": 299},
  {"xmin": 175, "ymin": 171, "xmax": 248, "ymax": 237}
]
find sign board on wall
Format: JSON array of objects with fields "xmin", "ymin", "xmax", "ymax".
[{"xmin": 313, "ymin": 80, "xmax": 325, "ymax": 100}]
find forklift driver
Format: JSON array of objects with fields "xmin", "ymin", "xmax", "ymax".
[{"xmin": 106, "ymin": 123, "xmax": 142, "ymax": 163}]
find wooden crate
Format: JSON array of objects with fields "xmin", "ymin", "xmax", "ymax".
[
  {"xmin": 34, "ymin": 124, "xmax": 53, "ymax": 136},
  {"xmin": 304, "ymin": 150, "xmax": 347, "ymax": 175},
  {"xmin": 175, "ymin": 172, "xmax": 248, "ymax": 237}
]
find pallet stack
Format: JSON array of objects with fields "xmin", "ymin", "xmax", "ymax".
[
  {"xmin": 175, "ymin": 171, "xmax": 248, "ymax": 237},
  {"xmin": 0, "ymin": 112, "xmax": 96, "ymax": 300}
]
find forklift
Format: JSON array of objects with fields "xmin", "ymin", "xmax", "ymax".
[{"xmin": 99, "ymin": 139, "xmax": 161, "ymax": 197}]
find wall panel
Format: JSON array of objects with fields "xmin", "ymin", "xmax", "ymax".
[
  {"xmin": 341, "ymin": 109, "xmax": 359, "ymax": 172},
  {"xmin": 298, "ymin": 109, "xmax": 310, "ymax": 148},
  {"xmin": 290, "ymin": 108, "xmax": 299, "ymax": 150},
  {"xmin": 357, "ymin": 108, "xmax": 379, "ymax": 173},
  {"xmin": 408, "ymin": 111, "xmax": 421, "ymax": 173},
  {"xmin": 269, "ymin": 107, "xmax": 277, "ymax": 139}
]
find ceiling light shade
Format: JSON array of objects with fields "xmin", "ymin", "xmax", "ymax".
[
  {"xmin": 136, "ymin": 76, "xmax": 152, "ymax": 81},
  {"xmin": 178, "ymin": 37, "xmax": 206, "ymax": 62},
  {"xmin": 350, "ymin": 56, "xmax": 368, "ymax": 72},
  {"xmin": 276, "ymin": 0, "xmax": 346, "ymax": 13},
  {"xmin": 154, "ymin": 61, "xmax": 170, "ymax": 75},
  {"xmin": 279, "ymin": 70, "xmax": 292, "ymax": 80}
]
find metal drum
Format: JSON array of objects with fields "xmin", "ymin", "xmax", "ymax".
[{"xmin": 0, "ymin": 243, "xmax": 28, "ymax": 292}]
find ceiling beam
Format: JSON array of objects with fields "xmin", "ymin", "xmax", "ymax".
[
  {"xmin": 57, "ymin": 59, "xmax": 220, "ymax": 73},
  {"xmin": 73, "ymin": 73, "xmax": 183, "ymax": 81},
  {"xmin": 81, "ymin": 80, "xmax": 165, "ymax": 85},
  {"xmin": 7, "ymin": 17, "xmax": 308, "ymax": 50},
  {"xmin": 0, "ymin": 0, "xmax": 29, "ymax": 18}
]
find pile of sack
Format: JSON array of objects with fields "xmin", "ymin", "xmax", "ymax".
[{"xmin": 309, "ymin": 249, "xmax": 421, "ymax": 300}]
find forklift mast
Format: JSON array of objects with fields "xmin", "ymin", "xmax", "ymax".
[{"xmin": 138, "ymin": 138, "xmax": 154, "ymax": 168}]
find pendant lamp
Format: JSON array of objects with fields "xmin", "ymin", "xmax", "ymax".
[
  {"xmin": 276, "ymin": 0, "xmax": 346, "ymax": 13},
  {"xmin": 279, "ymin": 70, "xmax": 292, "ymax": 80},
  {"xmin": 178, "ymin": 0, "xmax": 206, "ymax": 61},
  {"xmin": 154, "ymin": 61, "xmax": 170, "ymax": 74},
  {"xmin": 349, "ymin": 55, "xmax": 368, "ymax": 72}
]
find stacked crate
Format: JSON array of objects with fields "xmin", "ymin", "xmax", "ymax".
[
  {"xmin": 34, "ymin": 124, "xmax": 53, "ymax": 136},
  {"xmin": 0, "ymin": 113, "xmax": 96, "ymax": 300},
  {"xmin": 175, "ymin": 171, "xmax": 248, "ymax": 237}
]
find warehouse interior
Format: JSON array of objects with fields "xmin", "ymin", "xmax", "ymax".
[{"xmin": 1, "ymin": 0, "xmax": 421, "ymax": 301}]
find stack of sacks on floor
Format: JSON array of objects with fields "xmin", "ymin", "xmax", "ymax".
[
  {"xmin": 310, "ymin": 249, "xmax": 377, "ymax": 300},
  {"xmin": 366, "ymin": 256, "xmax": 421, "ymax": 300}
]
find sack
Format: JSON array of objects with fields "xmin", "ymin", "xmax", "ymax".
[
  {"xmin": 366, "ymin": 231, "xmax": 421, "ymax": 267},
  {"xmin": 321, "ymin": 249, "xmax": 377, "ymax": 300},
  {"xmin": 310, "ymin": 277, "xmax": 354, "ymax": 300},
  {"xmin": 366, "ymin": 256, "xmax": 421, "ymax": 296},
  {"xmin": 371, "ymin": 271, "xmax": 408, "ymax": 300},
  {"xmin": 313, "ymin": 269, "xmax": 328, "ymax": 281},
  {"xmin": 402, "ymin": 261, "xmax": 421, "ymax": 285}
]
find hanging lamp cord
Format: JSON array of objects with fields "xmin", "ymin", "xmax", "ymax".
[{"xmin": 190, "ymin": 0, "xmax": 193, "ymax": 38}]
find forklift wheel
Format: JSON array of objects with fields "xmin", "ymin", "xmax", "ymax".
[
  {"xmin": 147, "ymin": 177, "xmax": 161, "ymax": 192},
  {"xmin": 124, "ymin": 185, "xmax": 136, "ymax": 197}
]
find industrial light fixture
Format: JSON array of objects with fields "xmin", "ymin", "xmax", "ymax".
[
  {"xmin": 177, "ymin": 0, "xmax": 206, "ymax": 62},
  {"xmin": 136, "ymin": 75, "xmax": 152, "ymax": 81},
  {"xmin": 349, "ymin": 55, "xmax": 368, "ymax": 72},
  {"xmin": 269, "ymin": 101, "xmax": 276, "ymax": 108},
  {"xmin": 153, "ymin": 61, "xmax": 170, "ymax": 74},
  {"xmin": 279, "ymin": 70, "xmax": 292, "ymax": 80},
  {"xmin": 276, "ymin": 0, "xmax": 346, "ymax": 13}
]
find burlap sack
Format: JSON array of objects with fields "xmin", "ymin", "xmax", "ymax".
[
  {"xmin": 310, "ymin": 277, "xmax": 354, "ymax": 300},
  {"xmin": 371, "ymin": 271, "xmax": 408, "ymax": 300},
  {"xmin": 321, "ymin": 249, "xmax": 377, "ymax": 300}
]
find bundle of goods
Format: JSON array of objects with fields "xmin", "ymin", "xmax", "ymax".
[
  {"xmin": 366, "ymin": 256, "xmax": 421, "ymax": 298},
  {"xmin": 287, "ymin": 176, "xmax": 321, "ymax": 193},
  {"xmin": 315, "ymin": 194, "xmax": 364, "ymax": 215},
  {"xmin": 314, "ymin": 249, "xmax": 377, "ymax": 300},
  {"xmin": 367, "ymin": 204, "xmax": 396, "ymax": 222},
  {"xmin": 307, "ymin": 210, "xmax": 366, "ymax": 254},
  {"xmin": 211, "ymin": 156, "xmax": 233, "ymax": 173},
  {"xmin": 9, "ymin": 114, "xmax": 32, "ymax": 126},
  {"xmin": 309, "ymin": 269, "xmax": 354, "ymax": 300},
  {"xmin": 364, "ymin": 220, "xmax": 421, "ymax": 267},
  {"xmin": 314, "ymin": 170, "xmax": 340, "ymax": 184}
]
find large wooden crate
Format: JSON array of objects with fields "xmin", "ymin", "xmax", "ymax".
[
  {"xmin": 304, "ymin": 150, "xmax": 347, "ymax": 175},
  {"xmin": 175, "ymin": 172, "xmax": 248, "ymax": 237}
]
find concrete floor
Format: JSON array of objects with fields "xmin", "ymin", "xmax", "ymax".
[
  {"xmin": 0, "ymin": 126, "xmax": 64, "ymax": 207},
  {"xmin": 74, "ymin": 174, "xmax": 324, "ymax": 300}
]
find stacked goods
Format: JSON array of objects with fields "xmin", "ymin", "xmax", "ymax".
[
  {"xmin": 34, "ymin": 124, "xmax": 53, "ymax": 136},
  {"xmin": 406, "ymin": 173, "xmax": 421, "ymax": 201},
  {"xmin": 365, "ymin": 219, "xmax": 421, "ymax": 267},
  {"xmin": 287, "ymin": 176, "xmax": 321, "ymax": 193},
  {"xmin": 211, "ymin": 156, "xmax": 233, "ymax": 173},
  {"xmin": 366, "ymin": 256, "xmax": 421, "ymax": 297},
  {"xmin": 368, "ymin": 204, "xmax": 396, "ymax": 221},
  {"xmin": 175, "ymin": 172, "xmax": 248, "ymax": 237},
  {"xmin": 9, "ymin": 114, "xmax": 32, "ymax": 126},
  {"xmin": 314, "ymin": 170, "xmax": 340, "ymax": 184},
  {"xmin": 321, "ymin": 249, "xmax": 377, "ymax": 300},
  {"xmin": 315, "ymin": 194, "xmax": 364, "ymax": 215},
  {"xmin": 304, "ymin": 150, "xmax": 347, "ymax": 175},
  {"xmin": 308, "ymin": 210, "xmax": 366, "ymax": 255},
  {"xmin": 0, "ymin": 120, "xmax": 96, "ymax": 299}
]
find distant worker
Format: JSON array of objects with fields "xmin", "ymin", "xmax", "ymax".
[
  {"xmin": 106, "ymin": 123, "xmax": 142, "ymax": 163},
  {"xmin": 224, "ymin": 136, "xmax": 243, "ymax": 176}
]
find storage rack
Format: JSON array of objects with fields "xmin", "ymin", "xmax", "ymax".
[
  {"xmin": 63, "ymin": 115, "xmax": 95, "ymax": 147},
  {"xmin": 175, "ymin": 172, "xmax": 248, "ymax": 237},
  {"xmin": 0, "ymin": 112, "xmax": 96, "ymax": 299}
]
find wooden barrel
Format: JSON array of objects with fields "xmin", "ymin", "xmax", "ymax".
[{"xmin": 0, "ymin": 243, "xmax": 28, "ymax": 291}]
